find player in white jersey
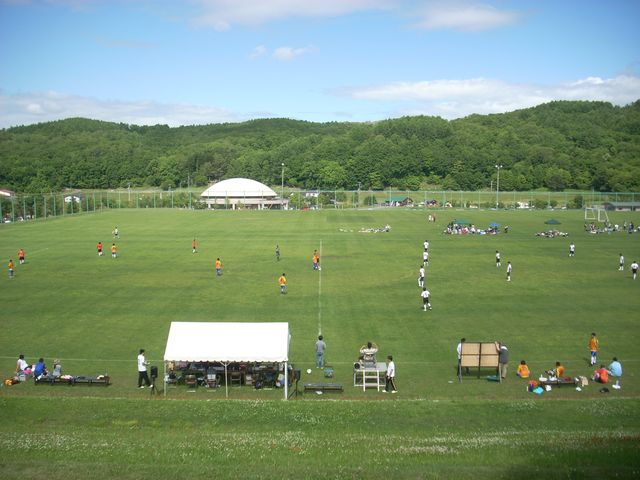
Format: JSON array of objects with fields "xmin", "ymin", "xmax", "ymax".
[
  {"xmin": 418, "ymin": 266, "xmax": 425, "ymax": 287},
  {"xmin": 495, "ymin": 250, "xmax": 501, "ymax": 267},
  {"xmin": 421, "ymin": 288, "xmax": 431, "ymax": 311}
]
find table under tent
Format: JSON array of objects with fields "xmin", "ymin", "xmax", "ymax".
[{"xmin": 163, "ymin": 321, "xmax": 291, "ymax": 399}]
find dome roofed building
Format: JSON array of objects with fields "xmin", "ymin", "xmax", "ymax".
[{"xmin": 200, "ymin": 178, "xmax": 288, "ymax": 210}]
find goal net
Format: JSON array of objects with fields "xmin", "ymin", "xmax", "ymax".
[{"xmin": 584, "ymin": 206, "xmax": 609, "ymax": 223}]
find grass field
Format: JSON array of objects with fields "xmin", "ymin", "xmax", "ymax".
[{"xmin": 1, "ymin": 207, "xmax": 639, "ymax": 478}]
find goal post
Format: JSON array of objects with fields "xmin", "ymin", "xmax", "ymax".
[{"xmin": 584, "ymin": 206, "xmax": 609, "ymax": 223}]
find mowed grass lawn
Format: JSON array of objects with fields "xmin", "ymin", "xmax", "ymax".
[{"xmin": 1, "ymin": 207, "xmax": 639, "ymax": 478}]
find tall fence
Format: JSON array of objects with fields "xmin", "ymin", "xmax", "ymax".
[{"xmin": 0, "ymin": 189, "xmax": 638, "ymax": 223}]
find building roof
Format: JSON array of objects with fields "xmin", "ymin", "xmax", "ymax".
[{"xmin": 201, "ymin": 178, "xmax": 277, "ymax": 198}]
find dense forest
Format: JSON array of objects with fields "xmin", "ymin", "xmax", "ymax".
[{"xmin": 1, "ymin": 100, "xmax": 639, "ymax": 193}]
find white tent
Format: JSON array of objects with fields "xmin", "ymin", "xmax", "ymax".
[{"xmin": 163, "ymin": 322, "xmax": 291, "ymax": 399}]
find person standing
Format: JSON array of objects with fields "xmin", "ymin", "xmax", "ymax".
[
  {"xmin": 192, "ymin": 238, "xmax": 197, "ymax": 254},
  {"xmin": 423, "ymin": 240, "xmax": 429, "ymax": 251},
  {"xmin": 506, "ymin": 261, "xmax": 512, "ymax": 282},
  {"xmin": 457, "ymin": 338, "xmax": 469, "ymax": 375},
  {"xmin": 619, "ymin": 253, "xmax": 625, "ymax": 271},
  {"xmin": 631, "ymin": 260, "xmax": 639, "ymax": 280},
  {"xmin": 8, "ymin": 259, "xmax": 14, "ymax": 279},
  {"xmin": 569, "ymin": 242, "xmax": 575, "ymax": 257},
  {"xmin": 18, "ymin": 249, "xmax": 25, "ymax": 265},
  {"xmin": 422, "ymin": 250, "xmax": 429, "ymax": 267},
  {"xmin": 113, "ymin": 226, "xmax": 119, "ymax": 239},
  {"xmin": 589, "ymin": 332, "xmax": 599, "ymax": 366},
  {"xmin": 275, "ymin": 245, "xmax": 280, "ymax": 261},
  {"xmin": 312, "ymin": 251, "xmax": 318, "ymax": 270},
  {"xmin": 137, "ymin": 349, "xmax": 151, "ymax": 388},
  {"xmin": 111, "ymin": 243, "xmax": 117, "ymax": 259},
  {"xmin": 97, "ymin": 241, "xmax": 103, "ymax": 256},
  {"xmin": 384, "ymin": 355, "xmax": 397, "ymax": 393},
  {"xmin": 496, "ymin": 342, "xmax": 509, "ymax": 380},
  {"xmin": 278, "ymin": 273, "xmax": 287, "ymax": 294},
  {"xmin": 421, "ymin": 287, "xmax": 431, "ymax": 311},
  {"xmin": 418, "ymin": 266, "xmax": 425, "ymax": 288},
  {"xmin": 215, "ymin": 258, "xmax": 222, "ymax": 276},
  {"xmin": 495, "ymin": 250, "xmax": 501, "ymax": 267},
  {"xmin": 315, "ymin": 335, "xmax": 326, "ymax": 369}
]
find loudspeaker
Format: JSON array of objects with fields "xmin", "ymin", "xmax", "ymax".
[{"xmin": 150, "ymin": 365, "xmax": 158, "ymax": 378}]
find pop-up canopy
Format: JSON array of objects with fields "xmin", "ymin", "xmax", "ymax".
[{"xmin": 163, "ymin": 321, "xmax": 291, "ymax": 398}]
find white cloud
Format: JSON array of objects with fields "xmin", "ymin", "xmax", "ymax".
[
  {"xmin": 0, "ymin": 90, "xmax": 239, "ymax": 128},
  {"xmin": 272, "ymin": 46, "xmax": 314, "ymax": 61},
  {"xmin": 414, "ymin": 2, "xmax": 522, "ymax": 31},
  {"xmin": 191, "ymin": 0, "xmax": 392, "ymax": 30},
  {"xmin": 249, "ymin": 45, "xmax": 267, "ymax": 59},
  {"xmin": 336, "ymin": 75, "xmax": 640, "ymax": 119}
]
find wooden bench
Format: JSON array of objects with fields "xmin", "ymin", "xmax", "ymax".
[
  {"xmin": 303, "ymin": 382, "xmax": 343, "ymax": 393},
  {"xmin": 35, "ymin": 375, "xmax": 110, "ymax": 386}
]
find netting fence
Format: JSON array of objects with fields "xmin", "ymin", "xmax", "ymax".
[{"xmin": 1, "ymin": 189, "xmax": 638, "ymax": 223}]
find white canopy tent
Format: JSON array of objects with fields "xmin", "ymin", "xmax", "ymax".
[{"xmin": 163, "ymin": 321, "xmax": 291, "ymax": 399}]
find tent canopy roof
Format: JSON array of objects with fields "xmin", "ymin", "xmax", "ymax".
[
  {"xmin": 163, "ymin": 322, "xmax": 289, "ymax": 363},
  {"xmin": 200, "ymin": 178, "xmax": 277, "ymax": 198}
]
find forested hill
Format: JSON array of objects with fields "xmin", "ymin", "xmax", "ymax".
[{"xmin": 1, "ymin": 100, "xmax": 639, "ymax": 193}]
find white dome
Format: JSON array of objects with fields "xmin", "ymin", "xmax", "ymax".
[{"xmin": 201, "ymin": 178, "xmax": 277, "ymax": 198}]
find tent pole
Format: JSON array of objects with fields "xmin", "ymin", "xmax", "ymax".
[
  {"xmin": 164, "ymin": 362, "xmax": 167, "ymax": 396},
  {"xmin": 224, "ymin": 362, "xmax": 229, "ymax": 398},
  {"xmin": 284, "ymin": 362, "xmax": 288, "ymax": 400}
]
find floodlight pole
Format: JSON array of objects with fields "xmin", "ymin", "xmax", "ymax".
[
  {"xmin": 281, "ymin": 163, "xmax": 285, "ymax": 210},
  {"xmin": 495, "ymin": 164, "xmax": 502, "ymax": 209}
]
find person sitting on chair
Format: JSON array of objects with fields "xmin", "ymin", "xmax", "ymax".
[
  {"xmin": 52, "ymin": 359, "xmax": 62, "ymax": 378},
  {"xmin": 33, "ymin": 358, "xmax": 48, "ymax": 380},
  {"xmin": 359, "ymin": 342, "xmax": 378, "ymax": 365}
]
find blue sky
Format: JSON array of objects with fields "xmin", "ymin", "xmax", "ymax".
[{"xmin": 1, "ymin": 0, "xmax": 639, "ymax": 128}]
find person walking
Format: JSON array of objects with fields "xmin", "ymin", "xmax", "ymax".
[
  {"xmin": 315, "ymin": 335, "xmax": 326, "ymax": 369},
  {"xmin": 215, "ymin": 258, "xmax": 222, "ymax": 276},
  {"xmin": 97, "ymin": 241, "xmax": 103, "ymax": 256},
  {"xmin": 111, "ymin": 243, "xmax": 117, "ymax": 259},
  {"xmin": 418, "ymin": 266, "xmax": 425, "ymax": 288},
  {"xmin": 275, "ymin": 245, "xmax": 280, "ymax": 261},
  {"xmin": 8, "ymin": 259, "xmax": 14, "ymax": 279},
  {"xmin": 506, "ymin": 261, "xmax": 512, "ymax": 282},
  {"xmin": 137, "ymin": 349, "xmax": 151, "ymax": 388},
  {"xmin": 421, "ymin": 287, "xmax": 431, "ymax": 311},
  {"xmin": 192, "ymin": 238, "xmax": 197, "ymax": 254},
  {"xmin": 619, "ymin": 253, "xmax": 625, "ymax": 271},
  {"xmin": 384, "ymin": 355, "xmax": 397, "ymax": 393},
  {"xmin": 631, "ymin": 260, "xmax": 639, "ymax": 280},
  {"xmin": 495, "ymin": 250, "xmax": 501, "ymax": 267},
  {"xmin": 569, "ymin": 242, "xmax": 575, "ymax": 257},
  {"xmin": 278, "ymin": 273, "xmax": 287, "ymax": 294},
  {"xmin": 18, "ymin": 249, "xmax": 25, "ymax": 265}
]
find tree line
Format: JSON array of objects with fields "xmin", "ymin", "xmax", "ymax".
[{"xmin": 1, "ymin": 100, "xmax": 639, "ymax": 193}]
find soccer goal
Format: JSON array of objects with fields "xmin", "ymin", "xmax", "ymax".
[{"xmin": 584, "ymin": 206, "xmax": 610, "ymax": 223}]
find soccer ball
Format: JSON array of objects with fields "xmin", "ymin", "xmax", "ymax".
[{"xmin": 306, "ymin": 368, "xmax": 312, "ymax": 374}]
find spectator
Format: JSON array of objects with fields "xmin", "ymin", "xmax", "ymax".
[
  {"xmin": 592, "ymin": 364, "xmax": 609, "ymax": 384},
  {"xmin": 608, "ymin": 357, "xmax": 622, "ymax": 378}
]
